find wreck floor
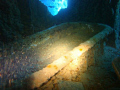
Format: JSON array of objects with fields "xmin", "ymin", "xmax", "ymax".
[
  {"xmin": 57, "ymin": 46, "xmax": 120, "ymax": 90},
  {"xmin": 80, "ymin": 46, "xmax": 120, "ymax": 90}
]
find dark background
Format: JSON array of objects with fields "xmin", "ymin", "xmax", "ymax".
[{"xmin": 0, "ymin": 0, "xmax": 119, "ymax": 43}]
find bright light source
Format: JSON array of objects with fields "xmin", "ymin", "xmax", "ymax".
[
  {"xmin": 40, "ymin": 0, "xmax": 68, "ymax": 16},
  {"xmin": 71, "ymin": 49, "xmax": 83, "ymax": 59}
]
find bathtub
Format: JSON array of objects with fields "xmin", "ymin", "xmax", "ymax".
[{"xmin": 0, "ymin": 22, "xmax": 114, "ymax": 89}]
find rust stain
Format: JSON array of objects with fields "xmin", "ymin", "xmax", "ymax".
[
  {"xmin": 54, "ymin": 65, "xmax": 58, "ymax": 70},
  {"xmin": 64, "ymin": 56, "xmax": 67, "ymax": 59},
  {"xmin": 79, "ymin": 48, "xmax": 83, "ymax": 51},
  {"xmin": 0, "ymin": 73, "xmax": 2, "ymax": 77},
  {"xmin": 47, "ymin": 64, "xmax": 58, "ymax": 70},
  {"xmin": 49, "ymin": 35, "xmax": 52, "ymax": 38},
  {"xmin": 47, "ymin": 64, "xmax": 51, "ymax": 68},
  {"xmin": 85, "ymin": 60, "xmax": 87, "ymax": 64}
]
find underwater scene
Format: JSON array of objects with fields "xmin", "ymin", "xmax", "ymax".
[{"xmin": 0, "ymin": 0, "xmax": 120, "ymax": 90}]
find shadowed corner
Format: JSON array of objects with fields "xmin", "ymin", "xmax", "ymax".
[
  {"xmin": 0, "ymin": 74, "xmax": 37, "ymax": 90},
  {"xmin": 112, "ymin": 57, "xmax": 120, "ymax": 80},
  {"xmin": 23, "ymin": 75, "xmax": 36, "ymax": 90}
]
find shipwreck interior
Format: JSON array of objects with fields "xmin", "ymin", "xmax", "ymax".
[{"xmin": 0, "ymin": 0, "xmax": 120, "ymax": 90}]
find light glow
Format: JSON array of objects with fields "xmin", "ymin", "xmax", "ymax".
[
  {"xmin": 71, "ymin": 49, "xmax": 83, "ymax": 59},
  {"xmin": 40, "ymin": 0, "xmax": 68, "ymax": 16}
]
